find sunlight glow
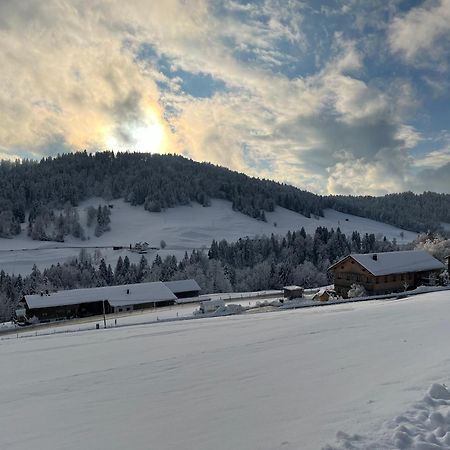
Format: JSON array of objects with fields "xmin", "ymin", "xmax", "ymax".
[{"xmin": 106, "ymin": 110, "xmax": 165, "ymax": 153}]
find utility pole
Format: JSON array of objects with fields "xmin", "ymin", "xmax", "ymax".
[{"xmin": 102, "ymin": 299, "xmax": 107, "ymax": 329}]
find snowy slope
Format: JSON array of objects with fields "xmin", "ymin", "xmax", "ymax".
[
  {"xmin": 1, "ymin": 291, "xmax": 450, "ymax": 450},
  {"xmin": 325, "ymin": 382, "xmax": 450, "ymax": 449},
  {"xmin": 0, "ymin": 198, "xmax": 418, "ymax": 275}
]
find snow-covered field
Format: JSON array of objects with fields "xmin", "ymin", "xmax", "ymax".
[
  {"xmin": 1, "ymin": 290, "xmax": 450, "ymax": 450},
  {"xmin": 0, "ymin": 198, "xmax": 418, "ymax": 274}
]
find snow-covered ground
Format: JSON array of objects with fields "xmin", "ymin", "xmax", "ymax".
[
  {"xmin": 0, "ymin": 198, "xmax": 418, "ymax": 274},
  {"xmin": 1, "ymin": 290, "xmax": 450, "ymax": 450},
  {"xmin": 325, "ymin": 382, "xmax": 450, "ymax": 449}
]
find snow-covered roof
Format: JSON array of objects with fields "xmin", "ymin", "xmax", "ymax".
[
  {"xmin": 164, "ymin": 279, "xmax": 201, "ymax": 294},
  {"xmin": 283, "ymin": 285, "xmax": 303, "ymax": 291},
  {"xmin": 330, "ymin": 250, "xmax": 444, "ymax": 276},
  {"xmin": 25, "ymin": 282, "xmax": 177, "ymax": 309},
  {"xmin": 201, "ymin": 299, "xmax": 225, "ymax": 306}
]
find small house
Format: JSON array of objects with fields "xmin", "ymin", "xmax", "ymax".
[
  {"xmin": 313, "ymin": 289, "xmax": 337, "ymax": 302},
  {"xmin": 283, "ymin": 286, "xmax": 304, "ymax": 300},
  {"xmin": 199, "ymin": 299, "xmax": 225, "ymax": 314}
]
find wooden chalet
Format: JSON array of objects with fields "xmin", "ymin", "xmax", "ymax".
[{"xmin": 328, "ymin": 250, "xmax": 444, "ymax": 298}]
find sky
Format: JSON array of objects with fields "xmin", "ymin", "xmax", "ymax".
[{"xmin": 1, "ymin": 0, "xmax": 449, "ymax": 195}]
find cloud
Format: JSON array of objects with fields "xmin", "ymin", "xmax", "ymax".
[
  {"xmin": 165, "ymin": 28, "xmax": 419, "ymax": 195},
  {"xmin": 413, "ymin": 130, "xmax": 450, "ymax": 169},
  {"xmin": 413, "ymin": 162, "xmax": 450, "ymax": 193},
  {"xmin": 0, "ymin": 0, "xmax": 178, "ymax": 154},
  {"xmin": 414, "ymin": 149, "xmax": 450, "ymax": 168},
  {"xmin": 327, "ymin": 157, "xmax": 407, "ymax": 196},
  {"xmin": 388, "ymin": 0, "xmax": 450, "ymax": 67}
]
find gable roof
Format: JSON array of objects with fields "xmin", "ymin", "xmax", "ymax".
[
  {"xmin": 329, "ymin": 250, "xmax": 444, "ymax": 276},
  {"xmin": 25, "ymin": 282, "xmax": 177, "ymax": 309},
  {"xmin": 164, "ymin": 279, "xmax": 201, "ymax": 294}
]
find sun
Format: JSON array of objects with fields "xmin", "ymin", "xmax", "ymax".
[{"xmin": 106, "ymin": 110, "xmax": 165, "ymax": 153}]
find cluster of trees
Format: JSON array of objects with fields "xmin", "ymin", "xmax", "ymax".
[
  {"xmin": 2, "ymin": 151, "xmax": 447, "ymax": 233},
  {"xmin": 28, "ymin": 203, "xmax": 85, "ymax": 241},
  {"xmin": 86, "ymin": 205, "xmax": 111, "ymax": 237},
  {"xmin": 0, "ymin": 210, "xmax": 21, "ymax": 238},
  {"xmin": 0, "ymin": 227, "xmax": 400, "ymax": 321},
  {"xmin": 413, "ymin": 233, "xmax": 450, "ymax": 263},
  {"xmin": 26, "ymin": 203, "xmax": 111, "ymax": 242}
]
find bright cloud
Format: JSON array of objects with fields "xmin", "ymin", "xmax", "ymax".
[
  {"xmin": 414, "ymin": 149, "xmax": 450, "ymax": 168},
  {"xmin": 389, "ymin": 0, "xmax": 450, "ymax": 66}
]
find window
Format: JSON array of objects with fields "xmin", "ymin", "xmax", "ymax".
[{"xmin": 384, "ymin": 276, "xmax": 388, "ymax": 283}]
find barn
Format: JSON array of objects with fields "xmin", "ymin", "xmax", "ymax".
[
  {"xmin": 329, "ymin": 250, "xmax": 444, "ymax": 298},
  {"xmin": 18, "ymin": 281, "xmax": 178, "ymax": 323}
]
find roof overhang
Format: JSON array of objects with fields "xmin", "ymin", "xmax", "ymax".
[{"xmin": 327, "ymin": 255, "xmax": 353, "ymax": 272}]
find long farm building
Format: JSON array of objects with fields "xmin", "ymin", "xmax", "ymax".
[{"xmin": 16, "ymin": 279, "xmax": 201, "ymax": 323}]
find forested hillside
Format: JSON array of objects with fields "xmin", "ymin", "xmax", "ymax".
[
  {"xmin": 329, "ymin": 192, "xmax": 450, "ymax": 234},
  {"xmin": 0, "ymin": 152, "xmax": 448, "ymax": 238}
]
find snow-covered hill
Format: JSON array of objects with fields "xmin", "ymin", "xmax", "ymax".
[
  {"xmin": 0, "ymin": 198, "xmax": 418, "ymax": 274},
  {"xmin": 1, "ymin": 290, "xmax": 450, "ymax": 450}
]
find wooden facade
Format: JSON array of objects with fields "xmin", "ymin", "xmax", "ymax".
[
  {"xmin": 330, "ymin": 253, "xmax": 443, "ymax": 298},
  {"xmin": 17, "ymin": 298, "xmax": 111, "ymax": 322},
  {"xmin": 314, "ymin": 289, "xmax": 336, "ymax": 302}
]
